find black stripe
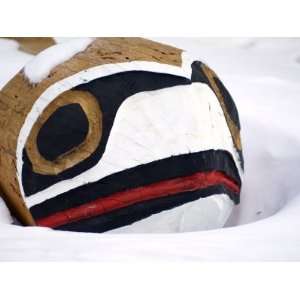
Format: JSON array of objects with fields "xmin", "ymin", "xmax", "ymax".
[
  {"xmin": 22, "ymin": 71, "xmax": 191, "ymax": 196},
  {"xmin": 191, "ymin": 61, "xmax": 241, "ymax": 129},
  {"xmin": 56, "ymin": 184, "xmax": 238, "ymax": 233},
  {"xmin": 214, "ymin": 76, "xmax": 241, "ymax": 129},
  {"xmin": 30, "ymin": 149, "xmax": 240, "ymax": 220},
  {"xmin": 191, "ymin": 61, "xmax": 244, "ymax": 169},
  {"xmin": 237, "ymin": 149, "xmax": 244, "ymax": 170}
]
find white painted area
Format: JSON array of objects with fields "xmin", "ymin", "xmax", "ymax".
[
  {"xmin": 2, "ymin": 38, "xmax": 299, "ymax": 260},
  {"xmin": 108, "ymin": 194, "xmax": 234, "ymax": 233},
  {"xmin": 25, "ymin": 83, "xmax": 240, "ymax": 207},
  {"xmin": 24, "ymin": 38, "xmax": 94, "ymax": 83},
  {"xmin": 16, "ymin": 54, "xmax": 193, "ymax": 203}
]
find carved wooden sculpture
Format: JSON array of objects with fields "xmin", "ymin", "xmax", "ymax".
[{"xmin": 0, "ymin": 38, "xmax": 243, "ymax": 233}]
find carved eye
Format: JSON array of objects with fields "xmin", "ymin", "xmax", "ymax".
[{"xmin": 25, "ymin": 90, "xmax": 102, "ymax": 175}]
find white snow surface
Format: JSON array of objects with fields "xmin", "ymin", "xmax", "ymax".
[
  {"xmin": 1, "ymin": 38, "xmax": 300, "ymax": 260},
  {"xmin": 24, "ymin": 38, "xmax": 93, "ymax": 83},
  {"xmin": 0, "ymin": 38, "xmax": 33, "ymax": 89}
]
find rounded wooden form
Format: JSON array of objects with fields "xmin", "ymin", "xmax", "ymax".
[{"xmin": 0, "ymin": 38, "xmax": 183, "ymax": 225}]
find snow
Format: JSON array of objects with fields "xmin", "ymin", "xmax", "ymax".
[
  {"xmin": 0, "ymin": 38, "xmax": 33, "ymax": 89},
  {"xmin": 1, "ymin": 38, "xmax": 300, "ymax": 260},
  {"xmin": 24, "ymin": 38, "xmax": 93, "ymax": 83},
  {"xmin": 0, "ymin": 196, "xmax": 13, "ymax": 224},
  {"xmin": 16, "ymin": 55, "xmax": 194, "ymax": 203}
]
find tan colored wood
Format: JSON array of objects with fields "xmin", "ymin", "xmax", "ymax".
[
  {"xmin": 7, "ymin": 37, "xmax": 56, "ymax": 55},
  {"xmin": 0, "ymin": 38, "xmax": 182, "ymax": 225}
]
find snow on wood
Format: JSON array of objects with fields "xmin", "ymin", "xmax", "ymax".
[
  {"xmin": 24, "ymin": 38, "xmax": 93, "ymax": 83},
  {"xmin": 0, "ymin": 38, "xmax": 33, "ymax": 89}
]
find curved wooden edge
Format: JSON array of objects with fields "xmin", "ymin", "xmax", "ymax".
[
  {"xmin": 0, "ymin": 182, "xmax": 35, "ymax": 225},
  {"xmin": 0, "ymin": 38, "xmax": 183, "ymax": 226}
]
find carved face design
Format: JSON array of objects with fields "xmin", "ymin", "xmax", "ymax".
[{"xmin": 0, "ymin": 38, "xmax": 242, "ymax": 233}]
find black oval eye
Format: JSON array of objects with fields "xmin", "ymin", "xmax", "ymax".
[
  {"xmin": 37, "ymin": 103, "xmax": 89, "ymax": 161},
  {"xmin": 25, "ymin": 90, "xmax": 102, "ymax": 178}
]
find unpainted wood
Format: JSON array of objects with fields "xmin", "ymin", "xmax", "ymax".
[{"xmin": 7, "ymin": 37, "xmax": 56, "ymax": 55}]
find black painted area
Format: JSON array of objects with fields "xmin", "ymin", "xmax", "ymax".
[
  {"xmin": 191, "ymin": 61, "xmax": 241, "ymax": 129},
  {"xmin": 37, "ymin": 104, "xmax": 89, "ymax": 161},
  {"xmin": 56, "ymin": 185, "xmax": 237, "ymax": 233},
  {"xmin": 191, "ymin": 61, "xmax": 244, "ymax": 169},
  {"xmin": 237, "ymin": 149, "xmax": 244, "ymax": 171},
  {"xmin": 30, "ymin": 149, "xmax": 240, "ymax": 220},
  {"xmin": 191, "ymin": 61, "xmax": 210, "ymax": 84},
  {"xmin": 22, "ymin": 71, "xmax": 191, "ymax": 196},
  {"xmin": 214, "ymin": 77, "xmax": 240, "ymax": 129}
]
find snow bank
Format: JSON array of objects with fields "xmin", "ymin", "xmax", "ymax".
[
  {"xmin": 24, "ymin": 38, "xmax": 93, "ymax": 84},
  {"xmin": 0, "ymin": 197, "xmax": 13, "ymax": 224},
  {"xmin": 0, "ymin": 38, "xmax": 33, "ymax": 89}
]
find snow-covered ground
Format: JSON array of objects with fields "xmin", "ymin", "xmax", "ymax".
[{"xmin": 0, "ymin": 38, "xmax": 300, "ymax": 261}]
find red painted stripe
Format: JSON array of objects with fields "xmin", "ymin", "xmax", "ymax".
[{"xmin": 36, "ymin": 171, "xmax": 240, "ymax": 228}]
